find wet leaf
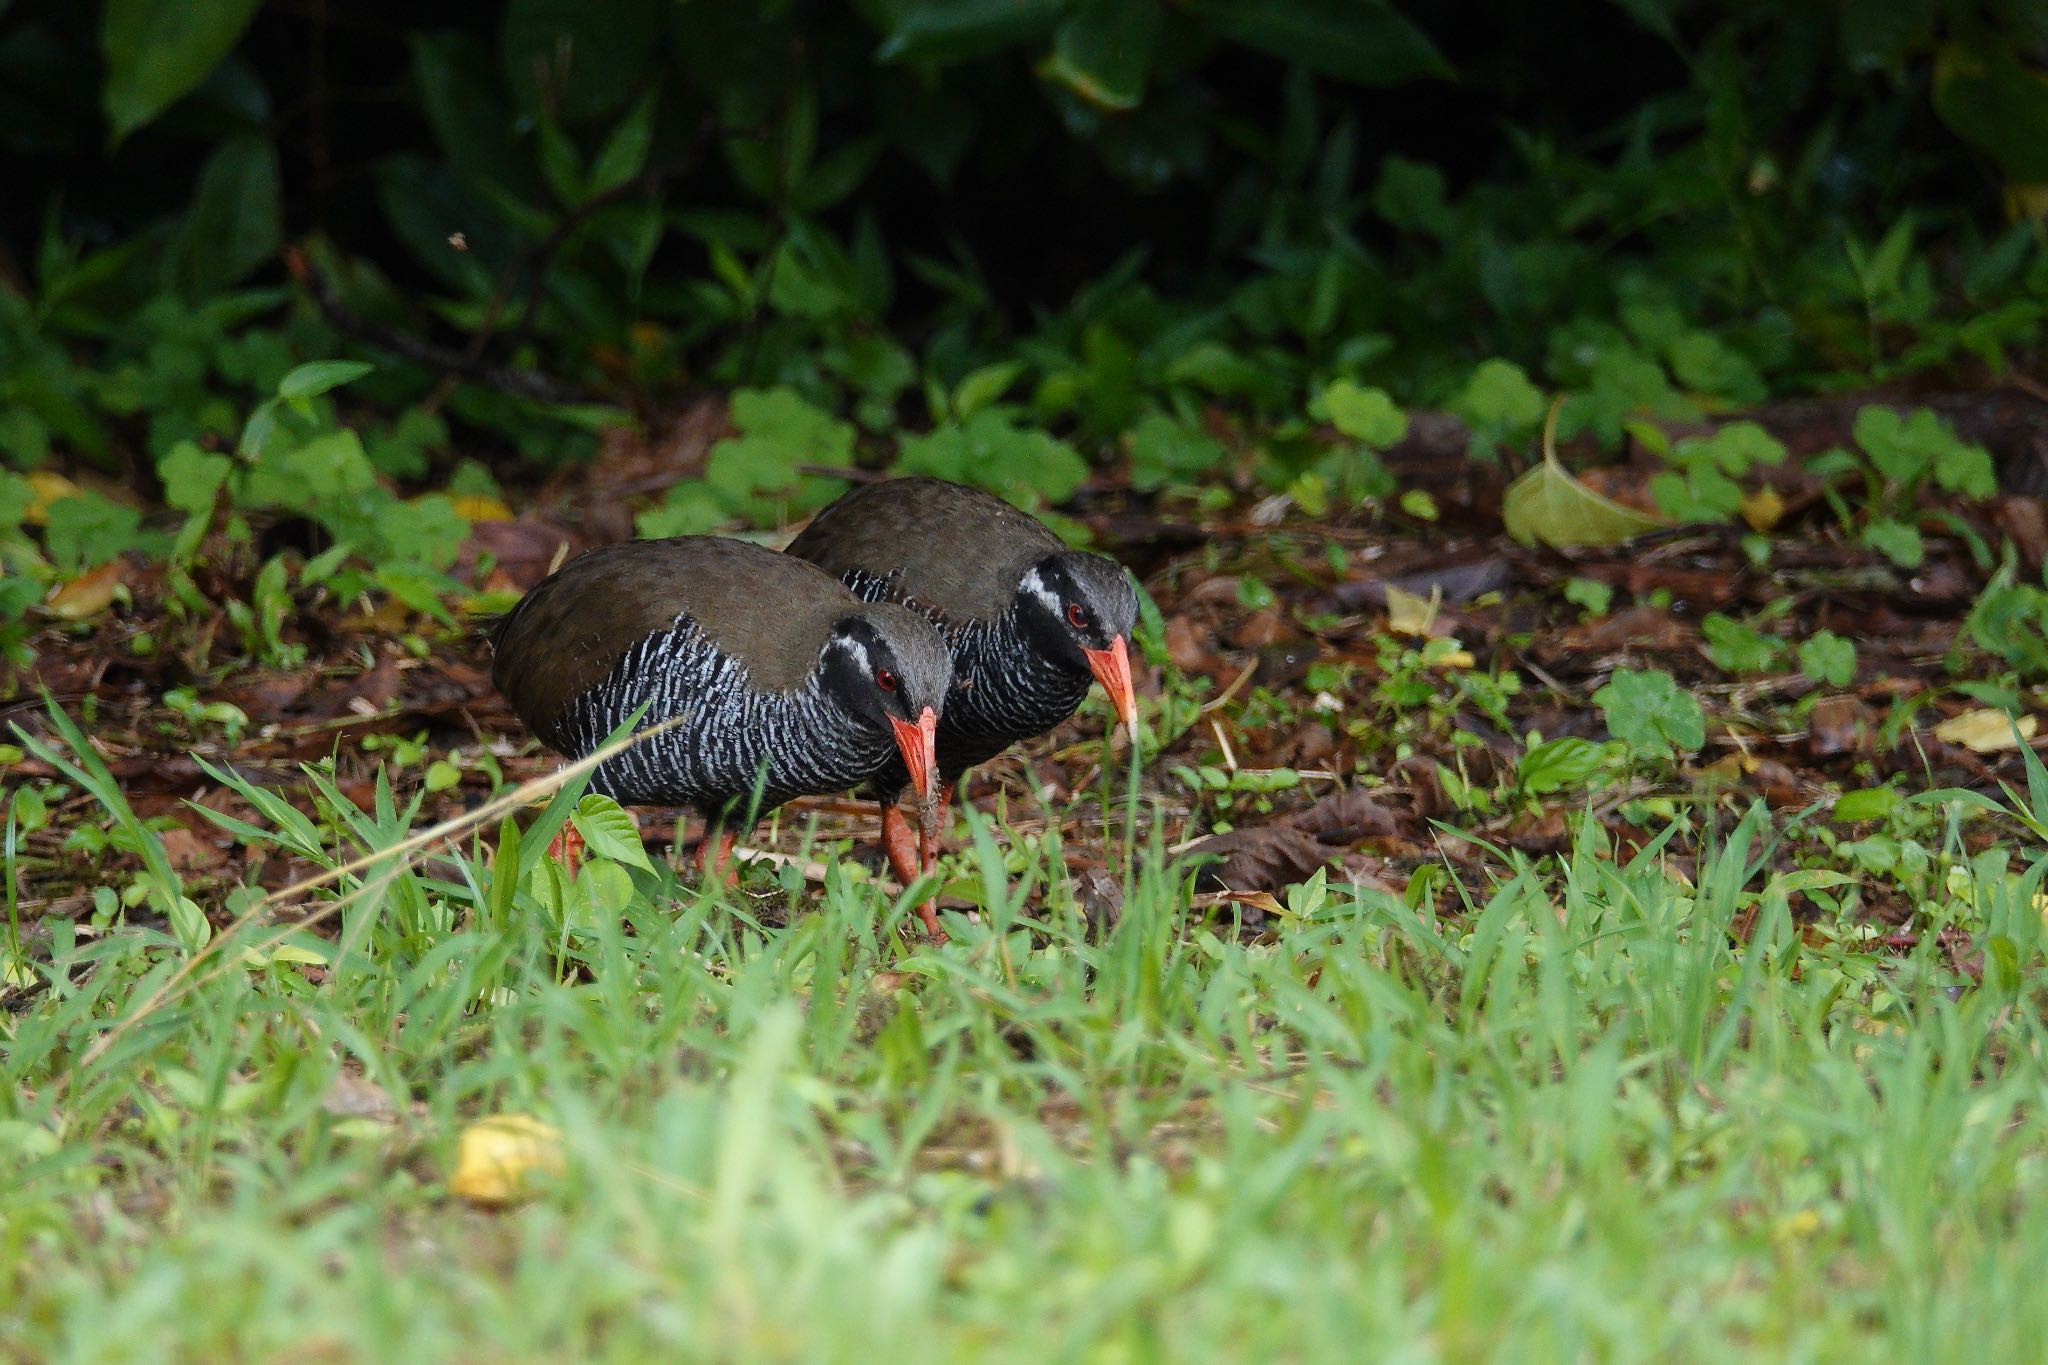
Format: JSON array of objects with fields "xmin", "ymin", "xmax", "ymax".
[{"xmin": 1503, "ymin": 452, "xmax": 1666, "ymax": 549}]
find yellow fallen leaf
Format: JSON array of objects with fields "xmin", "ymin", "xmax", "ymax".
[
  {"xmin": 1501, "ymin": 452, "xmax": 1666, "ymax": 549},
  {"xmin": 42, "ymin": 560, "xmax": 124, "ymax": 619},
  {"xmin": 23, "ymin": 470, "xmax": 82, "ymax": 526},
  {"xmin": 449, "ymin": 1113, "xmax": 565, "ymax": 1205},
  {"xmin": 1383, "ymin": 583, "xmax": 1440, "ymax": 637},
  {"xmin": 1932, "ymin": 709, "xmax": 2038, "ymax": 753},
  {"xmin": 445, "ymin": 493, "xmax": 514, "ymax": 523},
  {"xmin": 1430, "ymin": 648, "xmax": 1476, "ymax": 670},
  {"xmin": 1738, "ymin": 486, "xmax": 1785, "ymax": 532}
]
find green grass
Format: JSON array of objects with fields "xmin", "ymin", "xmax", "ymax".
[{"xmin": 6, "ymin": 713, "xmax": 2048, "ymax": 1361}]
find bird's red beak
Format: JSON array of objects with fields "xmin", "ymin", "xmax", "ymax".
[
  {"xmin": 1083, "ymin": 634, "xmax": 1138, "ymax": 733},
  {"xmin": 889, "ymin": 705, "xmax": 940, "ymax": 802}
]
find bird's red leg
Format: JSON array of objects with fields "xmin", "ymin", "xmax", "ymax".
[
  {"xmin": 881, "ymin": 801, "xmax": 921, "ymax": 886},
  {"xmin": 919, "ymin": 782, "xmax": 954, "ymax": 872},
  {"xmin": 882, "ymin": 801, "xmax": 945, "ymax": 941},
  {"xmin": 691, "ymin": 824, "xmax": 739, "ymax": 885},
  {"xmin": 545, "ymin": 823, "xmax": 584, "ymax": 878}
]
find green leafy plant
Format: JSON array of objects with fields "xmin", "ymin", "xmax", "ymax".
[
  {"xmin": 1593, "ymin": 668, "xmax": 1706, "ymax": 759},
  {"xmin": 1808, "ymin": 407, "xmax": 1999, "ymax": 569},
  {"xmin": 1648, "ymin": 422, "xmax": 1787, "ymax": 524}
]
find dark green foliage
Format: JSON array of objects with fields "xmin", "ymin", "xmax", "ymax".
[{"xmin": 5, "ymin": 0, "xmax": 2045, "ymax": 459}]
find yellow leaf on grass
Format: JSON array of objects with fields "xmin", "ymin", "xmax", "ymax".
[
  {"xmin": 1933, "ymin": 709, "xmax": 2038, "ymax": 753},
  {"xmin": 449, "ymin": 1114, "xmax": 565, "ymax": 1205},
  {"xmin": 1383, "ymin": 584, "xmax": 1440, "ymax": 637},
  {"xmin": 23, "ymin": 470, "xmax": 82, "ymax": 526},
  {"xmin": 1738, "ymin": 486, "xmax": 1786, "ymax": 532}
]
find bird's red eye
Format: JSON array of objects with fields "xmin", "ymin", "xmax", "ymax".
[
  {"xmin": 875, "ymin": 667, "xmax": 897, "ymax": 692},
  {"xmin": 1066, "ymin": 602, "xmax": 1089, "ymax": 629}
]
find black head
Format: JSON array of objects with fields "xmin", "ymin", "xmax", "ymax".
[
  {"xmin": 1014, "ymin": 550, "xmax": 1141, "ymax": 728},
  {"xmin": 818, "ymin": 604, "xmax": 954, "ymax": 795},
  {"xmin": 1015, "ymin": 552, "xmax": 1138, "ymax": 666}
]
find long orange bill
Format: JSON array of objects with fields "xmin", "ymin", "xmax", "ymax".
[
  {"xmin": 1082, "ymin": 634, "xmax": 1137, "ymax": 732},
  {"xmin": 888, "ymin": 706, "xmax": 940, "ymax": 803}
]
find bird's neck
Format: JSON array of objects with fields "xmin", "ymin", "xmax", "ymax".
[{"xmin": 949, "ymin": 604, "xmax": 1091, "ymax": 734}]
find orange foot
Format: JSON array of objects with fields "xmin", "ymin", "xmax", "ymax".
[
  {"xmin": 882, "ymin": 801, "xmax": 944, "ymax": 941},
  {"xmin": 545, "ymin": 823, "xmax": 585, "ymax": 878},
  {"xmin": 691, "ymin": 826, "xmax": 738, "ymax": 885}
]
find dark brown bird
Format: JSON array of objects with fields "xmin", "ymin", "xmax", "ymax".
[
  {"xmin": 490, "ymin": 537, "xmax": 953, "ymax": 917},
  {"xmin": 785, "ymin": 477, "xmax": 1139, "ymax": 900}
]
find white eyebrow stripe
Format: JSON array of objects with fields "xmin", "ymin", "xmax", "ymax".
[
  {"xmin": 1020, "ymin": 566, "xmax": 1061, "ymax": 615},
  {"xmin": 832, "ymin": 636, "xmax": 871, "ymax": 675}
]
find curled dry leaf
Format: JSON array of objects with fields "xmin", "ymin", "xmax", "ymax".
[
  {"xmin": 1288, "ymin": 787, "xmax": 1404, "ymax": 844},
  {"xmin": 1184, "ymin": 825, "xmax": 1332, "ymax": 893},
  {"xmin": 1806, "ymin": 694, "xmax": 1877, "ymax": 757},
  {"xmin": 449, "ymin": 1114, "xmax": 566, "ymax": 1205},
  {"xmin": 1932, "ymin": 709, "xmax": 2038, "ymax": 753},
  {"xmin": 1069, "ymin": 862, "xmax": 1123, "ymax": 935},
  {"xmin": 43, "ymin": 560, "xmax": 125, "ymax": 619}
]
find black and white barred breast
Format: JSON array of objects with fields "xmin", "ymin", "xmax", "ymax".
[{"xmin": 556, "ymin": 617, "xmax": 896, "ymax": 815}]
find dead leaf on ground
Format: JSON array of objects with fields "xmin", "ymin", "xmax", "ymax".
[
  {"xmin": 1384, "ymin": 584, "xmax": 1442, "ymax": 637},
  {"xmin": 1183, "ymin": 825, "xmax": 1333, "ymax": 893},
  {"xmin": 459, "ymin": 518, "xmax": 578, "ymax": 592},
  {"xmin": 1991, "ymin": 496, "xmax": 2048, "ymax": 574},
  {"xmin": 43, "ymin": 560, "xmax": 125, "ymax": 619},
  {"xmin": 1503, "ymin": 451, "xmax": 1667, "ymax": 550},
  {"xmin": 1288, "ymin": 787, "xmax": 1405, "ymax": 844},
  {"xmin": 1933, "ymin": 709, "xmax": 2038, "ymax": 753},
  {"xmin": 1070, "ymin": 862, "xmax": 1122, "ymax": 935},
  {"xmin": 1808, "ymin": 695, "xmax": 1876, "ymax": 757},
  {"xmin": 159, "ymin": 825, "xmax": 225, "ymax": 873},
  {"xmin": 1552, "ymin": 605, "xmax": 1699, "ymax": 658},
  {"xmin": 323, "ymin": 1072, "xmax": 399, "ymax": 1122}
]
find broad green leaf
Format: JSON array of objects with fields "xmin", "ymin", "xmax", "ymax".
[
  {"xmin": 1517, "ymin": 736, "xmax": 1611, "ymax": 795},
  {"xmin": 1126, "ymin": 412, "xmax": 1224, "ymax": 492},
  {"xmin": 1831, "ymin": 787, "xmax": 1899, "ymax": 823},
  {"xmin": 1319, "ymin": 380, "xmax": 1406, "ymax": 448},
  {"xmin": 877, "ymin": 0, "xmax": 1066, "ymax": 64},
  {"xmin": 952, "ymin": 360, "xmax": 1026, "ymax": 418},
  {"xmin": 1593, "ymin": 667, "xmax": 1705, "ymax": 756},
  {"xmin": 101, "ymin": 0, "xmax": 263, "ymax": 141},
  {"xmin": 571, "ymin": 794, "xmax": 653, "ymax": 872},
  {"xmin": 1450, "ymin": 359, "xmax": 1545, "ymax": 454},
  {"xmin": 1046, "ymin": 0, "xmax": 1162, "ymax": 111},
  {"xmin": 171, "ymin": 136, "xmax": 281, "ymax": 294},
  {"xmin": 157, "ymin": 442, "xmax": 230, "ymax": 516},
  {"xmin": 1797, "ymin": 632, "xmax": 1857, "ymax": 688},
  {"xmin": 1503, "ymin": 453, "xmax": 1666, "ymax": 550},
  {"xmin": 1186, "ymin": 0, "xmax": 1452, "ymax": 86},
  {"xmin": 589, "ymin": 92, "xmax": 658, "ymax": 196},
  {"xmin": 1933, "ymin": 40, "xmax": 2048, "ymax": 183},
  {"xmin": 897, "ymin": 410, "xmax": 1088, "ymax": 505},
  {"xmin": 1861, "ymin": 517, "xmax": 1924, "ymax": 568},
  {"xmin": 1702, "ymin": 613, "xmax": 1784, "ymax": 675},
  {"xmin": 277, "ymin": 361, "xmax": 375, "ymax": 402},
  {"xmin": 1672, "ymin": 421, "xmax": 1786, "ymax": 475}
]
